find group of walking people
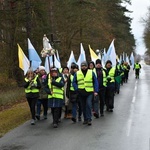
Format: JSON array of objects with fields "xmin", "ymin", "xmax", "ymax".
[{"xmin": 23, "ymin": 58, "xmax": 139, "ymax": 128}]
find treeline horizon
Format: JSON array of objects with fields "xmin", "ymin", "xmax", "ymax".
[{"xmin": 0, "ymin": 0, "xmax": 138, "ymax": 84}]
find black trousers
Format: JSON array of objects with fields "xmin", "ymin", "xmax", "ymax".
[
  {"xmin": 51, "ymin": 107, "xmax": 61, "ymax": 124},
  {"xmin": 27, "ymin": 98, "xmax": 37, "ymax": 119},
  {"xmin": 135, "ymin": 69, "xmax": 140, "ymax": 76},
  {"xmin": 105, "ymin": 86, "xmax": 115, "ymax": 110}
]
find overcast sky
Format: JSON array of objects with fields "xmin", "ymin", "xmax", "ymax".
[{"xmin": 126, "ymin": 0, "xmax": 150, "ymax": 55}]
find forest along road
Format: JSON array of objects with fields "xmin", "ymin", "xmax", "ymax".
[{"xmin": 0, "ymin": 63, "xmax": 150, "ymax": 150}]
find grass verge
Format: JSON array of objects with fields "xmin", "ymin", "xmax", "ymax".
[{"xmin": 0, "ymin": 102, "xmax": 30, "ymax": 138}]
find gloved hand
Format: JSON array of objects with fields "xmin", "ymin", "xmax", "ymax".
[
  {"xmin": 31, "ymin": 83, "xmax": 37, "ymax": 87},
  {"xmin": 107, "ymin": 76, "xmax": 111, "ymax": 82},
  {"xmin": 42, "ymin": 75, "xmax": 46, "ymax": 79}
]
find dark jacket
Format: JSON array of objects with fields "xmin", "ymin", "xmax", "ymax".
[
  {"xmin": 66, "ymin": 72, "xmax": 78, "ymax": 103},
  {"xmin": 38, "ymin": 74, "xmax": 48, "ymax": 99}
]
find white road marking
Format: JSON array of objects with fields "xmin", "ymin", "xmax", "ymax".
[{"xmin": 126, "ymin": 80, "xmax": 138, "ymax": 136}]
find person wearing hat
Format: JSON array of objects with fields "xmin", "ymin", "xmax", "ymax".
[
  {"xmin": 24, "ymin": 68, "xmax": 41, "ymax": 125},
  {"xmin": 73, "ymin": 61, "xmax": 99, "ymax": 125},
  {"xmin": 35, "ymin": 66, "xmax": 48, "ymax": 120},
  {"xmin": 105, "ymin": 60, "xmax": 117, "ymax": 112},
  {"xmin": 66, "ymin": 64, "xmax": 82, "ymax": 122},
  {"xmin": 45, "ymin": 67, "xmax": 65, "ymax": 128},
  {"xmin": 88, "ymin": 61, "xmax": 95, "ymax": 70},
  {"xmin": 93, "ymin": 59, "xmax": 107, "ymax": 118},
  {"xmin": 62, "ymin": 66, "xmax": 72, "ymax": 119}
]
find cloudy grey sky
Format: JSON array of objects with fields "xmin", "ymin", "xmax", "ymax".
[{"xmin": 126, "ymin": 0, "xmax": 150, "ymax": 55}]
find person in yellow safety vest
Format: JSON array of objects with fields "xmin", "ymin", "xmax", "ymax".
[
  {"xmin": 123, "ymin": 62, "xmax": 130, "ymax": 83},
  {"xmin": 45, "ymin": 67, "xmax": 65, "ymax": 128},
  {"xmin": 105, "ymin": 60, "xmax": 117, "ymax": 112},
  {"xmin": 88, "ymin": 61, "xmax": 96, "ymax": 116},
  {"xmin": 66, "ymin": 63, "xmax": 82, "ymax": 123},
  {"xmin": 133, "ymin": 61, "xmax": 141, "ymax": 79},
  {"xmin": 24, "ymin": 68, "xmax": 41, "ymax": 125},
  {"xmin": 73, "ymin": 61, "xmax": 99, "ymax": 126},
  {"xmin": 120, "ymin": 61, "xmax": 125, "ymax": 85},
  {"xmin": 93, "ymin": 59, "xmax": 107, "ymax": 118}
]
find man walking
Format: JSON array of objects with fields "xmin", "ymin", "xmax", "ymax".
[
  {"xmin": 73, "ymin": 61, "xmax": 99, "ymax": 125},
  {"xmin": 133, "ymin": 61, "xmax": 141, "ymax": 79}
]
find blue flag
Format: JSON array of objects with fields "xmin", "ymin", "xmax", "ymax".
[{"xmin": 28, "ymin": 38, "xmax": 42, "ymax": 70}]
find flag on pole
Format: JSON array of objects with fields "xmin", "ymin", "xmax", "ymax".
[
  {"xmin": 77, "ymin": 43, "xmax": 86, "ymax": 68},
  {"xmin": 125, "ymin": 54, "xmax": 130, "ymax": 64},
  {"xmin": 119, "ymin": 55, "xmax": 122, "ymax": 64},
  {"xmin": 44, "ymin": 56, "xmax": 50, "ymax": 73},
  {"xmin": 17, "ymin": 44, "xmax": 30, "ymax": 75},
  {"xmin": 56, "ymin": 50, "xmax": 61, "ymax": 68},
  {"xmin": 106, "ymin": 39, "xmax": 116, "ymax": 67},
  {"xmin": 89, "ymin": 45, "xmax": 99, "ymax": 62},
  {"xmin": 130, "ymin": 52, "xmax": 134, "ymax": 68},
  {"xmin": 44, "ymin": 54, "xmax": 61, "ymax": 73},
  {"xmin": 28, "ymin": 38, "xmax": 42, "ymax": 70},
  {"xmin": 67, "ymin": 51, "xmax": 76, "ymax": 68},
  {"xmin": 103, "ymin": 48, "xmax": 107, "ymax": 64},
  {"xmin": 80, "ymin": 43, "xmax": 86, "ymax": 61},
  {"xmin": 54, "ymin": 53, "xmax": 61, "ymax": 68}
]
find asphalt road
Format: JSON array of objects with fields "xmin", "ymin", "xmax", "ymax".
[{"xmin": 0, "ymin": 63, "xmax": 150, "ymax": 150}]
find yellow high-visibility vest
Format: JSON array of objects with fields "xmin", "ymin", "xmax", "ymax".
[
  {"xmin": 135, "ymin": 63, "xmax": 140, "ymax": 69},
  {"xmin": 70, "ymin": 74, "xmax": 75, "ymax": 91},
  {"xmin": 48, "ymin": 75, "xmax": 64, "ymax": 99},
  {"xmin": 107, "ymin": 67, "xmax": 115, "ymax": 83},
  {"xmin": 76, "ymin": 70, "xmax": 94, "ymax": 92},
  {"xmin": 25, "ymin": 75, "xmax": 39, "ymax": 93}
]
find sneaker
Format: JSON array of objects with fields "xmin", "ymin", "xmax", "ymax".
[
  {"xmin": 44, "ymin": 115, "xmax": 47, "ymax": 119},
  {"xmin": 53, "ymin": 124, "xmax": 58, "ymax": 128},
  {"xmin": 66, "ymin": 114, "xmax": 72, "ymax": 119},
  {"xmin": 64, "ymin": 114, "xmax": 67, "ymax": 119},
  {"xmin": 58, "ymin": 118, "xmax": 61, "ymax": 123},
  {"xmin": 35, "ymin": 115, "xmax": 40, "ymax": 120},
  {"xmin": 88, "ymin": 121, "xmax": 92, "ymax": 126},
  {"xmin": 83, "ymin": 121, "xmax": 88, "ymax": 125},
  {"xmin": 106, "ymin": 108, "xmax": 110, "ymax": 112},
  {"xmin": 109, "ymin": 109, "xmax": 113, "ymax": 112},
  {"xmin": 101, "ymin": 114, "xmax": 104, "ymax": 117},
  {"xmin": 71, "ymin": 117, "xmax": 76, "ymax": 123},
  {"xmin": 31, "ymin": 119, "xmax": 35, "ymax": 125},
  {"xmin": 78, "ymin": 117, "xmax": 81, "ymax": 122},
  {"xmin": 93, "ymin": 112, "xmax": 99, "ymax": 118}
]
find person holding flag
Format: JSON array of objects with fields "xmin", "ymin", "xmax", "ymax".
[{"xmin": 45, "ymin": 67, "xmax": 65, "ymax": 128}]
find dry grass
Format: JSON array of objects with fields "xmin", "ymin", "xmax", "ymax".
[
  {"xmin": 0, "ymin": 102, "xmax": 30, "ymax": 138},
  {"xmin": 0, "ymin": 74, "xmax": 31, "ymax": 137}
]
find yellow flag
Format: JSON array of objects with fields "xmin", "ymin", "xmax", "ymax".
[
  {"xmin": 17, "ymin": 44, "xmax": 30, "ymax": 75},
  {"xmin": 89, "ymin": 45, "xmax": 99, "ymax": 62}
]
